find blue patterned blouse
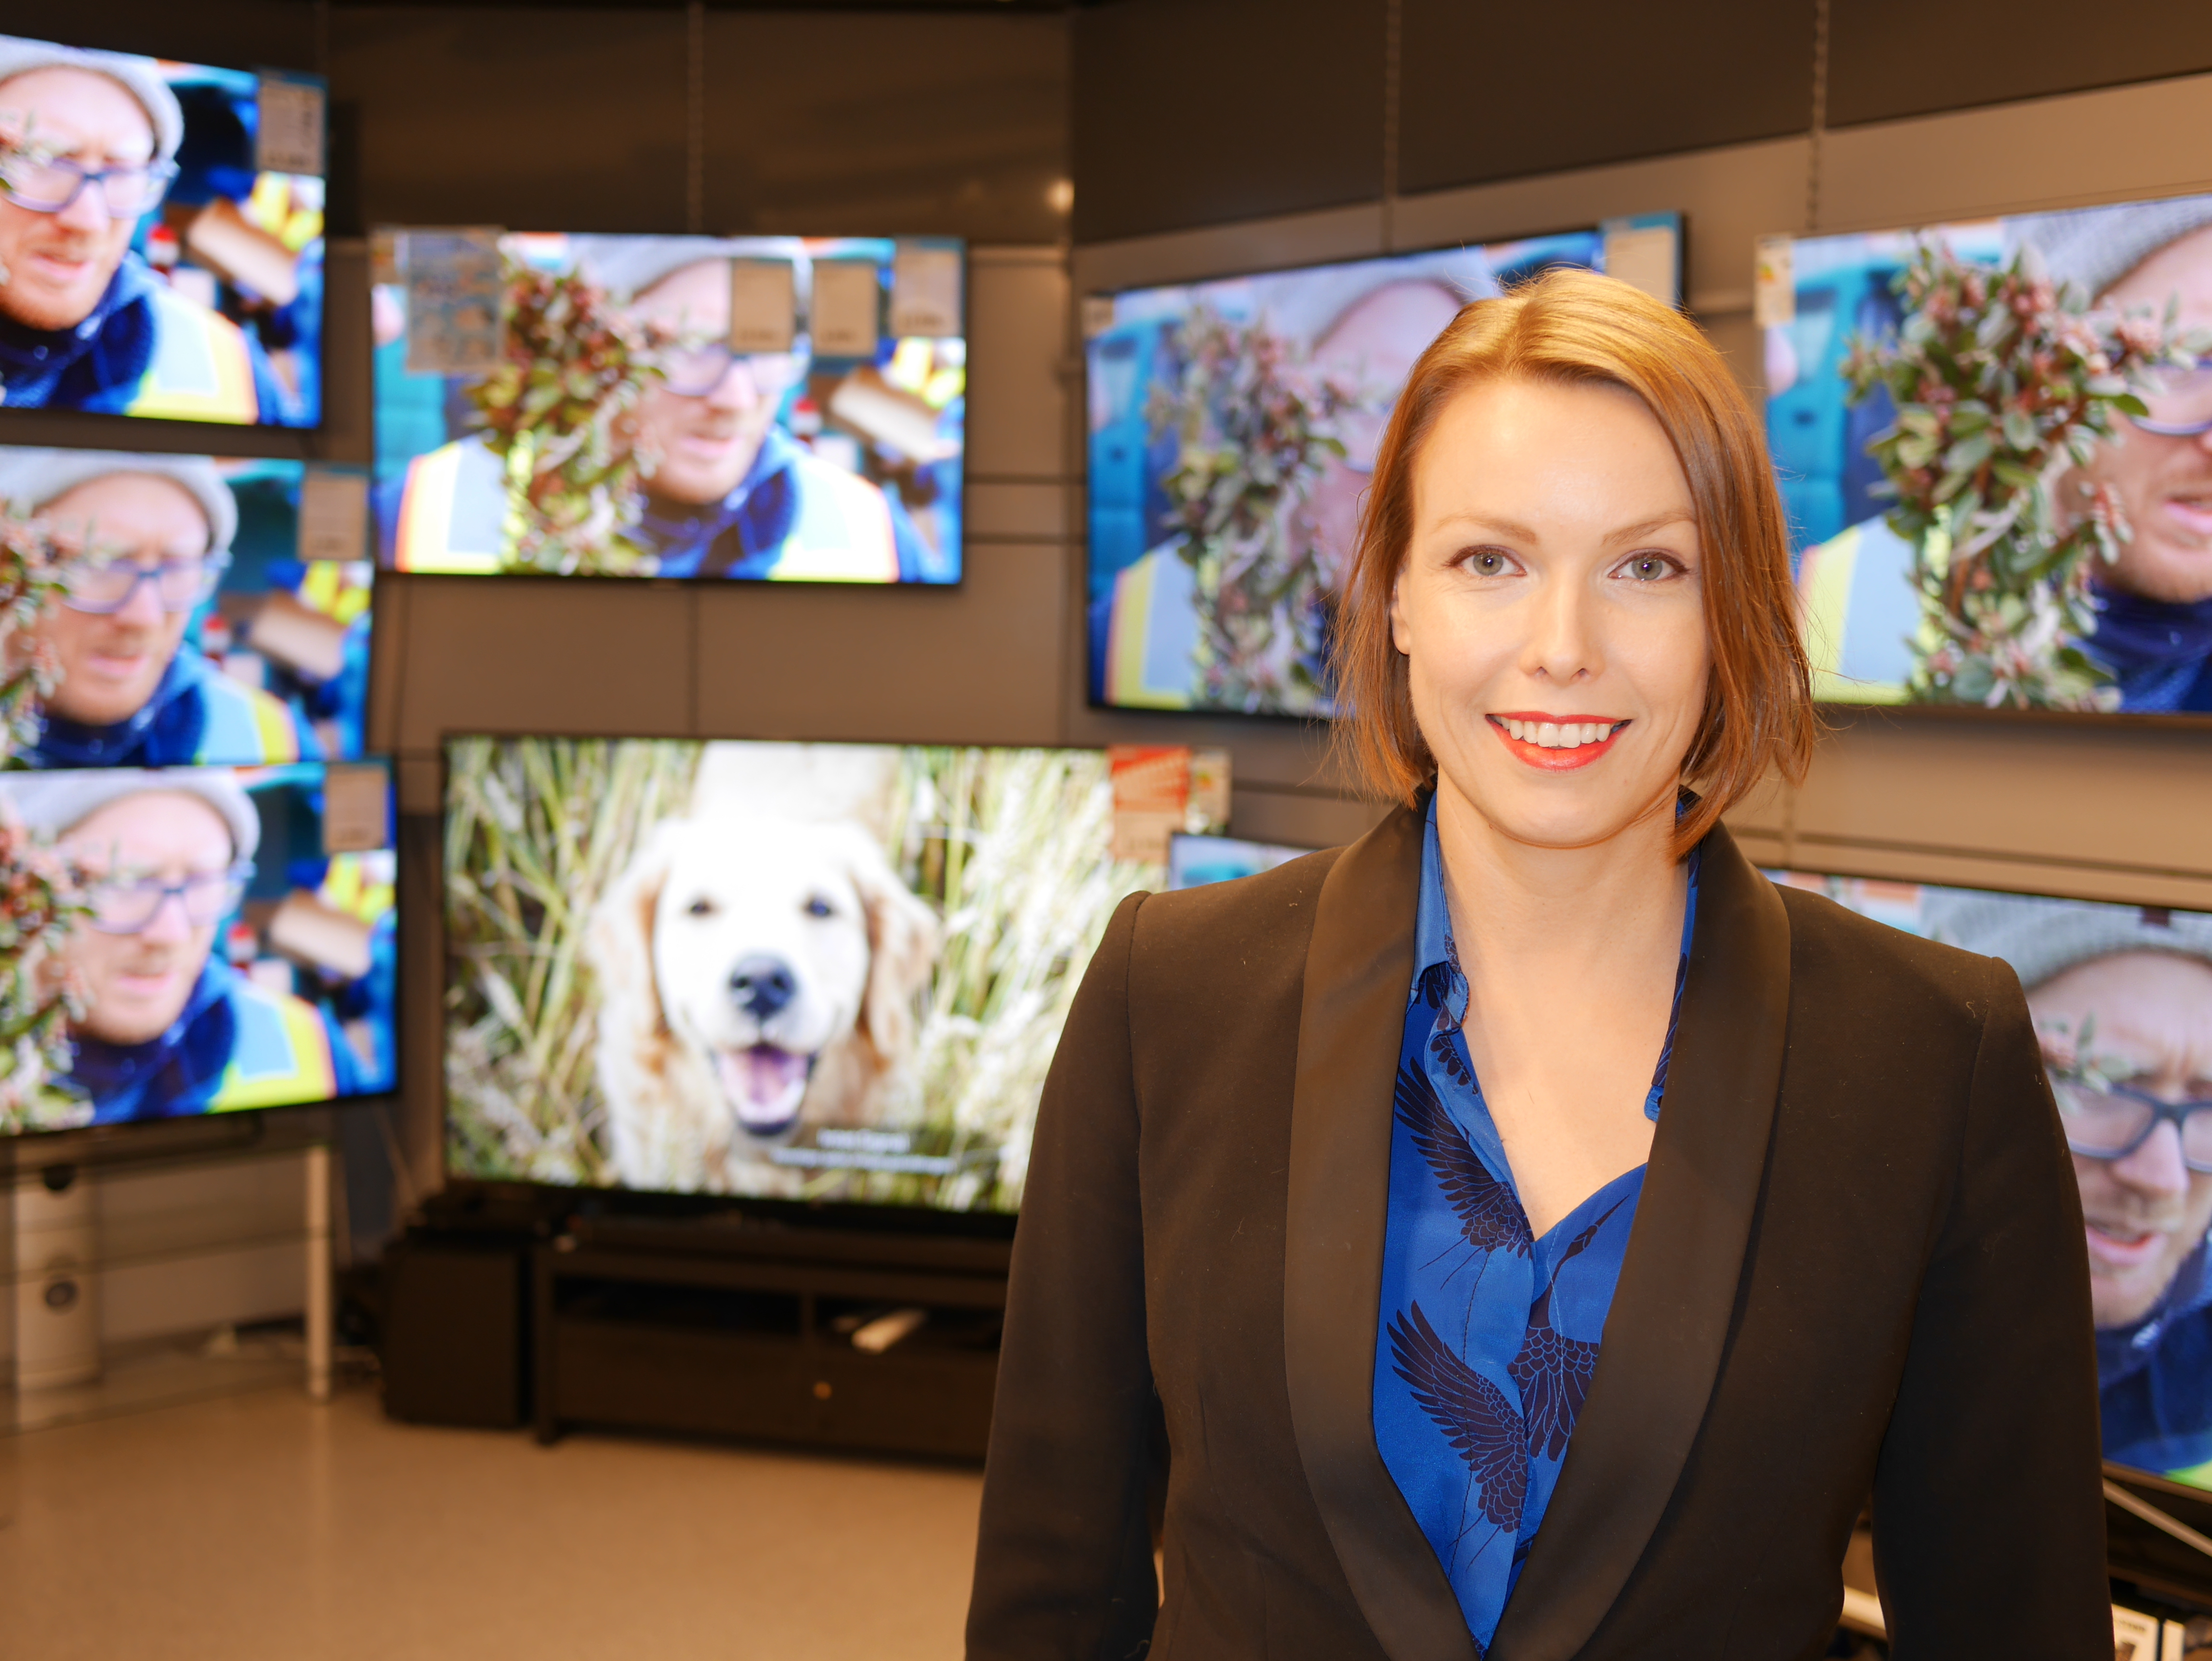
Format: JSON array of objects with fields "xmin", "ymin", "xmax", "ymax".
[{"xmin": 1373, "ymin": 802, "xmax": 1698, "ymax": 1651}]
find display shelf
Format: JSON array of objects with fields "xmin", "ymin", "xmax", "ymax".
[
  {"xmin": 532, "ymin": 1224, "xmax": 1006, "ymax": 1459},
  {"xmin": 0, "ymin": 1323, "xmax": 305, "ymax": 1437}
]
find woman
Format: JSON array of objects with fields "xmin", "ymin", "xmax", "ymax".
[{"xmin": 967, "ymin": 271, "xmax": 2107, "ymax": 1658}]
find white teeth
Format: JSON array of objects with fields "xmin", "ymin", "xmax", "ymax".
[
  {"xmin": 1584, "ymin": 723, "xmax": 1603, "ymax": 744},
  {"xmin": 1537, "ymin": 722, "xmax": 1559, "ymax": 747}
]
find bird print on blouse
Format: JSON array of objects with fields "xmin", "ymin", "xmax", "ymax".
[{"xmin": 1372, "ymin": 799, "xmax": 1698, "ymax": 1651}]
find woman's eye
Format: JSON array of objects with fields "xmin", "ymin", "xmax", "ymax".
[
  {"xmin": 1618, "ymin": 554, "xmax": 1680, "ymax": 582},
  {"xmin": 1463, "ymin": 548, "xmax": 1517, "ymax": 576}
]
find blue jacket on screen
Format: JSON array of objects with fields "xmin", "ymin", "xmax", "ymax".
[
  {"xmin": 69, "ymin": 957, "xmax": 362, "ymax": 1126},
  {"xmin": 2100, "ymin": 1238, "xmax": 2212, "ymax": 1478},
  {"xmin": 643, "ymin": 425, "xmax": 929, "ymax": 582},
  {"xmin": 29, "ymin": 645, "xmax": 315, "ymax": 770}
]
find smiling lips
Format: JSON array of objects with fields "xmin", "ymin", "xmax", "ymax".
[{"xmin": 1488, "ymin": 712, "xmax": 1628, "ymax": 772}]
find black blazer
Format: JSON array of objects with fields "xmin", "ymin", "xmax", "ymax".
[{"xmin": 966, "ymin": 807, "xmax": 2109, "ymax": 1661}]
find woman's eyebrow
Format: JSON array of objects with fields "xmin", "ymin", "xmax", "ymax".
[{"xmin": 1603, "ymin": 510, "xmax": 1698, "ymax": 545}]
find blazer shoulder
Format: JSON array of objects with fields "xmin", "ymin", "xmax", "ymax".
[
  {"xmin": 1777, "ymin": 881, "xmax": 2014, "ymax": 1029},
  {"xmin": 1132, "ymin": 845, "xmax": 1344, "ymax": 959}
]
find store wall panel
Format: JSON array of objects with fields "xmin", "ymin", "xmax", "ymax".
[
  {"xmin": 390, "ymin": 580, "xmax": 694, "ymax": 801},
  {"xmin": 34, "ymin": 0, "xmax": 318, "ymax": 74},
  {"xmin": 329, "ymin": 6, "xmax": 690, "ymax": 233},
  {"xmin": 702, "ymin": 11, "xmax": 1068, "ymax": 244},
  {"xmin": 969, "ymin": 250, "xmax": 1075, "ymax": 482},
  {"xmin": 1071, "ymin": 0, "xmax": 1387, "ymax": 244},
  {"xmin": 1827, "ymin": 0, "xmax": 2212, "ymax": 131},
  {"xmin": 692, "ymin": 542, "xmax": 1065, "ymax": 749},
  {"xmin": 1397, "ymin": 0, "xmax": 1815, "ymax": 196}
]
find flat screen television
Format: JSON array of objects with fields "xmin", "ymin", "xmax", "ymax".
[
  {"xmin": 0, "ymin": 36, "xmax": 325, "ymax": 427},
  {"xmin": 1167, "ymin": 831, "xmax": 1313, "ymax": 891},
  {"xmin": 0, "ymin": 445, "xmax": 373, "ymax": 768},
  {"xmin": 1767, "ymin": 867, "xmax": 2212, "ymax": 1491},
  {"xmin": 1084, "ymin": 214, "xmax": 1683, "ymax": 717},
  {"xmin": 442, "ymin": 737, "xmax": 1162, "ymax": 1211},
  {"xmin": 372, "ymin": 233, "xmax": 965, "ymax": 583},
  {"xmin": 0, "ymin": 758, "xmax": 396, "ymax": 1136},
  {"xmin": 1763, "ymin": 189, "xmax": 2212, "ymax": 715}
]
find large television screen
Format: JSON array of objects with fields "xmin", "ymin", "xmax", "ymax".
[
  {"xmin": 373, "ymin": 233, "xmax": 964, "ymax": 583},
  {"xmin": 1084, "ymin": 215, "xmax": 1682, "ymax": 716},
  {"xmin": 1769, "ymin": 868, "xmax": 2212, "ymax": 1490},
  {"xmin": 0, "ymin": 759, "xmax": 395, "ymax": 1135},
  {"xmin": 0, "ymin": 446, "xmax": 373, "ymax": 768},
  {"xmin": 443, "ymin": 737, "xmax": 1160, "ymax": 1209},
  {"xmin": 1764, "ymin": 189, "xmax": 2212, "ymax": 714},
  {"xmin": 0, "ymin": 36, "xmax": 325, "ymax": 427}
]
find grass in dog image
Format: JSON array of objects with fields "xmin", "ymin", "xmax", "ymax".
[{"xmin": 444, "ymin": 738, "xmax": 1157, "ymax": 1208}]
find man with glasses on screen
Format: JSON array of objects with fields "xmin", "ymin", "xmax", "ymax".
[
  {"xmin": 0, "ymin": 448, "xmax": 310, "ymax": 767},
  {"xmin": 1933, "ymin": 893, "xmax": 2212, "ymax": 1480},
  {"xmin": 0, "ymin": 769, "xmax": 356, "ymax": 1123},
  {"xmin": 0, "ymin": 38, "xmax": 280, "ymax": 422},
  {"xmin": 386, "ymin": 237, "xmax": 927, "ymax": 580}
]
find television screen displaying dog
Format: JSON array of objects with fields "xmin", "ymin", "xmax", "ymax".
[
  {"xmin": 372, "ymin": 232, "xmax": 964, "ymax": 584},
  {"xmin": 1764, "ymin": 190, "xmax": 2212, "ymax": 714},
  {"xmin": 0, "ymin": 35, "xmax": 327, "ymax": 427},
  {"xmin": 1766, "ymin": 868, "xmax": 2212, "ymax": 1492},
  {"xmin": 0, "ymin": 446, "xmax": 374, "ymax": 769},
  {"xmin": 0, "ymin": 759, "xmax": 397, "ymax": 1136},
  {"xmin": 442, "ymin": 736, "xmax": 1165, "ymax": 1210},
  {"xmin": 1084, "ymin": 215, "xmax": 1680, "ymax": 717}
]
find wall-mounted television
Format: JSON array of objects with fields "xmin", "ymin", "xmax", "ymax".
[
  {"xmin": 0, "ymin": 36, "xmax": 325, "ymax": 427},
  {"xmin": 373, "ymin": 233, "xmax": 964, "ymax": 584},
  {"xmin": 1167, "ymin": 831, "xmax": 1312, "ymax": 891},
  {"xmin": 1084, "ymin": 214, "xmax": 1683, "ymax": 717},
  {"xmin": 0, "ymin": 759, "xmax": 395, "ymax": 1136},
  {"xmin": 1763, "ymin": 189, "xmax": 2212, "ymax": 715},
  {"xmin": 0, "ymin": 446, "xmax": 373, "ymax": 768},
  {"xmin": 1768, "ymin": 867, "xmax": 2212, "ymax": 1490},
  {"xmin": 442, "ymin": 737, "xmax": 1160, "ymax": 1210}
]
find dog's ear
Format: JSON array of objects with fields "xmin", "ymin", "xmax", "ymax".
[
  {"xmin": 588, "ymin": 821, "xmax": 678, "ymax": 1038},
  {"xmin": 840, "ymin": 830, "xmax": 939, "ymax": 1064}
]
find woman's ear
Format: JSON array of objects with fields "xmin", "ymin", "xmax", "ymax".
[
  {"xmin": 587, "ymin": 823, "xmax": 675, "ymax": 1038},
  {"xmin": 839, "ymin": 830, "xmax": 939, "ymax": 1064},
  {"xmin": 1391, "ymin": 563, "xmax": 1411, "ymax": 655}
]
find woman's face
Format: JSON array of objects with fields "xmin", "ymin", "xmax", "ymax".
[{"xmin": 1392, "ymin": 376, "xmax": 1710, "ymax": 852}]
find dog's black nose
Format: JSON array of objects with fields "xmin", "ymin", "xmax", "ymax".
[{"xmin": 730, "ymin": 955, "xmax": 797, "ymax": 1019}]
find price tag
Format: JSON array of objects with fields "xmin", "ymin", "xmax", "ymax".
[
  {"xmin": 322, "ymin": 764, "xmax": 392, "ymax": 856},
  {"xmin": 255, "ymin": 72, "xmax": 326, "ymax": 176},
  {"xmin": 298, "ymin": 466, "xmax": 369, "ymax": 563},
  {"xmin": 728, "ymin": 260, "xmax": 798, "ymax": 354},
  {"xmin": 811, "ymin": 261, "xmax": 881, "ymax": 358},
  {"xmin": 890, "ymin": 245, "xmax": 962, "ymax": 338},
  {"xmin": 1753, "ymin": 235, "xmax": 1796, "ymax": 329},
  {"xmin": 403, "ymin": 228, "xmax": 506, "ymax": 377},
  {"xmin": 1601, "ymin": 218, "xmax": 1680, "ymax": 306}
]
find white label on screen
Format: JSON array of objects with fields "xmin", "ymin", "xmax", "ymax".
[
  {"xmin": 1602, "ymin": 222, "xmax": 1679, "ymax": 306},
  {"xmin": 729, "ymin": 260, "xmax": 798, "ymax": 353},
  {"xmin": 403, "ymin": 228, "xmax": 506, "ymax": 376},
  {"xmin": 1080, "ymin": 295, "xmax": 1118, "ymax": 340},
  {"xmin": 298, "ymin": 466, "xmax": 369, "ymax": 563},
  {"xmin": 1754, "ymin": 234, "xmax": 1796, "ymax": 329},
  {"xmin": 811, "ymin": 261, "xmax": 881, "ymax": 358},
  {"xmin": 255, "ymin": 74, "xmax": 326, "ymax": 176},
  {"xmin": 323, "ymin": 764, "xmax": 391, "ymax": 855},
  {"xmin": 891, "ymin": 246, "xmax": 962, "ymax": 338}
]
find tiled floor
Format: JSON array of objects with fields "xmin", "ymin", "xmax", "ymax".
[{"xmin": 0, "ymin": 1384, "xmax": 984, "ymax": 1660}]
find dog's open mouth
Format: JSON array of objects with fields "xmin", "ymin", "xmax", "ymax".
[{"xmin": 714, "ymin": 1043, "xmax": 816, "ymax": 1138}]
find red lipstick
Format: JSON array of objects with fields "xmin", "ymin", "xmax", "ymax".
[{"xmin": 1488, "ymin": 712, "xmax": 1627, "ymax": 772}]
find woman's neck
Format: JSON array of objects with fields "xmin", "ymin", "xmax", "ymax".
[{"xmin": 1433, "ymin": 773, "xmax": 1686, "ymax": 982}]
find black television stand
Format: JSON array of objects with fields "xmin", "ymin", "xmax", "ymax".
[{"xmin": 532, "ymin": 1209, "xmax": 1011, "ymax": 1459}]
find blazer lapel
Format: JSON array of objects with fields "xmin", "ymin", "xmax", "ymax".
[
  {"xmin": 1283, "ymin": 802, "xmax": 1479, "ymax": 1661},
  {"xmin": 1490, "ymin": 823, "xmax": 1792, "ymax": 1661}
]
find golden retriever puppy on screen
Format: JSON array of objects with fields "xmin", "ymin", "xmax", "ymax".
[{"xmin": 589, "ymin": 807, "xmax": 938, "ymax": 1194}]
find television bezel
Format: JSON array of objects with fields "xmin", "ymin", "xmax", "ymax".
[
  {"xmin": 368, "ymin": 230, "xmax": 970, "ymax": 590},
  {"xmin": 0, "ymin": 754, "xmax": 402, "ymax": 1146}
]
